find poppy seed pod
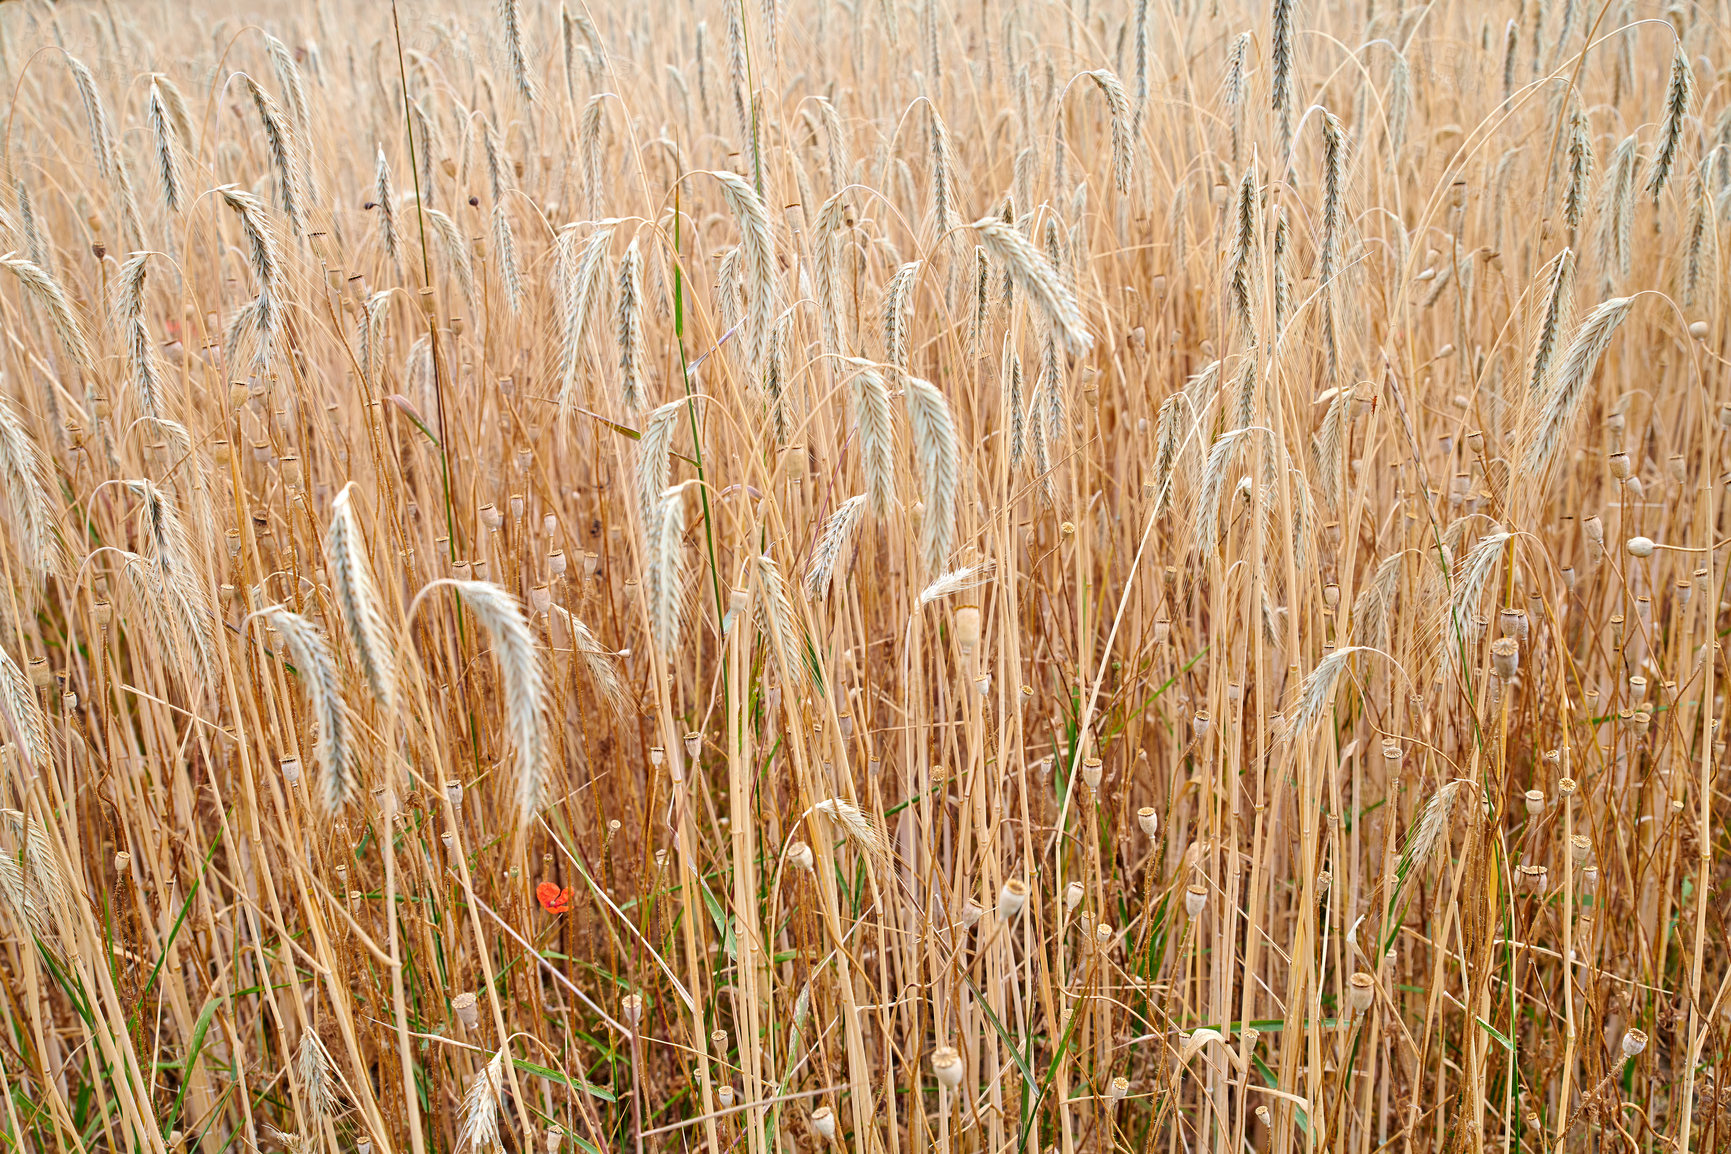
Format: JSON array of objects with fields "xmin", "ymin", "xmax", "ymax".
[
  {"xmin": 1621, "ymin": 1029, "xmax": 1648, "ymax": 1059},
  {"xmin": 1583, "ymin": 516, "xmax": 1604, "ymax": 547},
  {"xmin": 1607, "ymin": 450, "xmax": 1632, "ymax": 480},
  {"xmin": 280, "ymin": 757, "xmax": 301, "ymax": 786},
  {"xmin": 811, "ymin": 1106, "xmax": 836, "ymax": 1138},
  {"xmin": 1185, "ymin": 883, "xmax": 1207, "ymax": 918},
  {"xmin": 717, "ymin": 1086, "xmax": 735, "ymax": 1107},
  {"xmin": 961, "ymin": 902, "xmax": 983, "ymax": 927},
  {"xmin": 1065, "ymin": 881, "xmax": 1084, "ymax": 910},
  {"xmin": 1626, "ymin": 536, "xmax": 1655, "ymax": 558},
  {"xmin": 1109, "ymin": 1076, "xmax": 1129, "ymax": 1101},
  {"xmin": 1192, "ymin": 710, "xmax": 1211, "ymax": 738},
  {"xmin": 1524, "ymin": 789, "xmax": 1544, "ymax": 815},
  {"xmin": 1571, "ymin": 834, "xmax": 1592, "ymax": 864},
  {"xmin": 684, "ymin": 732, "xmax": 702, "ymax": 761},
  {"xmin": 998, "ymin": 878, "xmax": 1030, "ymax": 919},
  {"xmin": 1499, "ymin": 608, "xmax": 1529, "ymax": 642},
  {"xmin": 789, "ymin": 841, "xmax": 814, "ymax": 872},
  {"xmin": 452, "ymin": 992, "xmax": 479, "ymax": 1030},
  {"xmin": 931, "ymin": 1046, "xmax": 964, "ymax": 1088},
  {"xmin": 1082, "ymin": 757, "xmax": 1103, "ymax": 789},
  {"xmin": 1491, "ymin": 637, "xmax": 1519, "ymax": 678},
  {"xmin": 622, "ymin": 993, "xmax": 644, "ymax": 1024},
  {"xmin": 1348, "ymin": 972, "xmax": 1376, "ymax": 1014},
  {"xmin": 1137, "ymin": 806, "xmax": 1159, "ymax": 839},
  {"xmin": 954, "ymin": 606, "xmax": 981, "ymax": 658}
]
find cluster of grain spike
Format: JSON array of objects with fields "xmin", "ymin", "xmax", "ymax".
[{"xmin": 0, "ymin": 0, "xmax": 1725, "ymax": 1151}]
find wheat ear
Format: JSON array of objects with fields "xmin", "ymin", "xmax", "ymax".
[
  {"xmin": 904, "ymin": 375, "xmax": 959, "ymax": 573},
  {"xmin": 0, "ymin": 646, "xmax": 48, "ymax": 771},
  {"xmin": 1523, "ymin": 296, "xmax": 1634, "ymax": 480},
  {"xmin": 646, "ymin": 486, "xmax": 690, "ymax": 655},
  {"xmin": 500, "ymin": 0, "xmax": 537, "ymax": 104},
  {"xmin": 918, "ymin": 559, "xmax": 996, "ymax": 605},
  {"xmin": 617, "ymin": 236, "xmax": 644, "ymax": 413},
  {"xmin": 446, "ymin": 581, "xmax": 549, "ymax": 827},
  {"xmin": 457, "ymin": 1049, "xmax": 507, "ymax": 1154},
  {"xmin": 806, "ymin": 494, "xmax": 867, "ymax": 600},
  {"xmin": 238, "ymin": 74, "xmax": 304, "ymax": 236},
  {"xmin": 327, "ymin": 483, "xmax": 396, "ymax": 711},
  {"xmin": 147, "ymin": 80, "xmax": 183, "ymax": 214},
  {"xmin": 1646, "ymin": 45, "xmax": 1691, "ymax": 202},
  {"xmin": 973, "ymin": 216, "xmax": 1092, "ymax": 353},
  {"xmin": 262, "ymin": 607, "xmax": 352, "ymax": 813},
  {"xmin": 846, "ymin": 360, "xmax": 897, "ymax": 517},
  {"xmin": 0, "ymin": 255, "xmax": 92, "ymax": 377},
  {"xmin": 0, "ymin": 382, "xmax": 66, "ymax": 580},
  {"xmin": 711, "ymin": 170, "xmax": 778, "ymax": 368}
]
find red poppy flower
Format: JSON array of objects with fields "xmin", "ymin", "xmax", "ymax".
[{"xmin": 536, "ymin": 882, "xmax": 572, "ymax": 914}]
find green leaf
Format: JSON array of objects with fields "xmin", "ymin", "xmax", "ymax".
[
  {"xmin": 512, "ymin": 1058, "xmax": 618, "ymax": 1101},
  {"xmin": 1476, "ymin": 1016, "xmax": 1514, "ymax": 1053}
]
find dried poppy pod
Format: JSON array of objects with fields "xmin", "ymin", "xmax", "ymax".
[
  {"xmin": 1081, "ymin": 757, "xmax": 1103, "ymax": 789},
  {"xmin": 1626, "ymin": 536, "xmax": 1655, "ymax": 558},
  {"xmin": 811, "ymin": 1106, "xmax": 836, "ymax": 1138},
  {"xmin": 1109, "ymin": 1075, "xmax": 1129, "ymax": 1101},
  {"xmin": 1491, "ymin": 637, "xmax": 1519, "ymax": 678},
  {"xmin": 1347, "ymin": 971, "xmax": 1376, "ymax": 1014},
  {"xmin": 1570, "ymin": 834, "xmax": 1592, "ymax": 864},
  {"xmin": 1621, "ymin": 1029, "xmax": 1648, "ymax": 1059},
  {"xmin": 1192, "ymin": 710, "xmax": 1211, "ymax": 738},
  {"xmin": 1184, "ymin": 882, "xmax": 1207, "ymax": 918},
  {"xmin": 1137, "ymin": 806, "xmax": 1159, "ymax": 839},
  {"xmin": 479, "ymin": 503, "xmax": 503, "ymax": 531},
  {"xmin": 1499, "ymin": 608, "xmax": 1529, "ymax": 642},
  {"xmin": 280, "ymin": 757, "xmax": 301, "ymax": 786},
  {"xmin": 998, "ymin": 878, "xmax": 1029, "ymax": 919},
  {"xmin": 931, "ymin": 1045, "xmax": 963, "ymax": 1088},
  {"xmin": 716, "ymin": 1085, "xmax": 735, "ymax": 1107},
  {"xmin": 788, "ymin": 841, "xmax": 814, "ymax": 872},
  {"xmin": 1524, "ymin": 789, "xmax": 1544, "ymax": 815},
  {"xmin": 953, "ymin": 605, "xmax": 981, "ymax": 659},
  {"xmin": 621, "ymin": 993, "xmax": 643, "ymax": 1025},
  {"xmin": 1065, "ymin": 881, "xmax": 1085, "ymax": 910},
  {"xmin": 452, "ymin": 992, "xmax": 479, "ymax": 1030},
  {"xmin": 1607, "ymin": 450, "xmax": 1632, "ymax": 480}
]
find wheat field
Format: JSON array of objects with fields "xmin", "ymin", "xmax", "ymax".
[{"xmin": 0, "ymin": 0, "xmax": 1723, "ymax": 1151}]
